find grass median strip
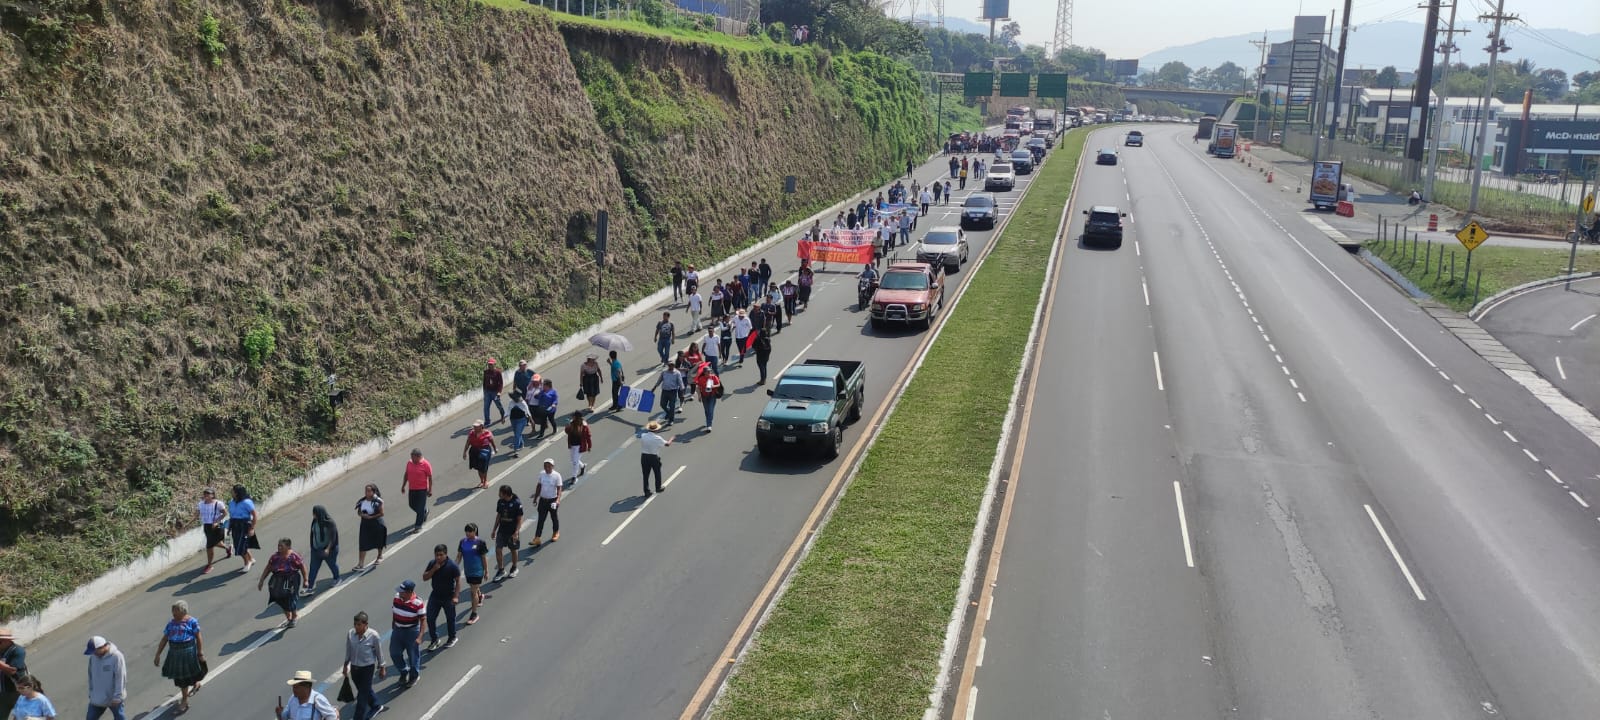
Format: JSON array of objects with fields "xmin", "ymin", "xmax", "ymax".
[
  {"xmin": 1363, "ymin": 239, "xmax": 1600, "ymax": 312},
  {"xmin": 709, "ymin": 129, "xmax": 1088, "ymax": 720}
]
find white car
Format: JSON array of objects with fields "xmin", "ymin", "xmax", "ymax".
[{"xmin": 985, "ymin": 163, "xmax": 1016, "ymax": 191}]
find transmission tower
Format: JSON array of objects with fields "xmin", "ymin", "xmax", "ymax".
[{"xmin": 1053, "ymin": 0, "xmax": 1073, "ymax": 54}]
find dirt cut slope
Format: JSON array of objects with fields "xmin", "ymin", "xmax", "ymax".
[{"xmin": 0, "ymin": 0, "xmax": 931, "ymax": 619}]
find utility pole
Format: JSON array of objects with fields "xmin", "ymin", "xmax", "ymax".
[
  {"xmin": 1424, "ymin": 0, "xmax": 1466, "ymax": 201},
  {"xmin": 1328, "ymin": 0, "xmax": 1353, "ymax": 140},
  {"xmin": 1252, "ymin": 32, "xmax": 1271, "ymax": 141},
  {"xmin": 1466, "ymin": 0, "xmax": 1515, "ymax": 220},
  {"xmin": 1408, "ymin": 0, "xmax": 1443, "ymax": 166}
]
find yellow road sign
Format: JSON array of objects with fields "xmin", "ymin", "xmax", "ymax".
[
  {"xmin": 1456, "ymin": 220, "xmax": 1490, "ymax": 251},
  {"xmin": 1584, "ymin": 191, "xmax": 1596, "ymax": 215}
]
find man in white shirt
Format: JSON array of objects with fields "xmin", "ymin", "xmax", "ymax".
[
  {"xmin": 687, "ymin": 289, "xmax": 704, "ymax": 332},
  {"xmin": 531, "ymin": 461, "xmax": 562, "ymax": 546},
  {"xmin": 276, "ymin": 670, "xmax": 337, "ymax": 720},
  {"xmin": 731, "ymin": 310, "xmax": 754, "ymax": 366},
  {"xmin": 701, "ymin": 328, "xmax": 721, "ymax": 374},
  {"xmin": 638, "ymin": 421, "xmax": 672, "ymax": 496}
]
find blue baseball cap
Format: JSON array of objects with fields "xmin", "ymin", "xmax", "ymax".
[{"xmin": 396, "ymin": 580, "xmax": 416, "ymax": 593}]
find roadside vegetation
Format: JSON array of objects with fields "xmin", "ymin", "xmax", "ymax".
[
  {"xmin": 1364, "ymin": 238, "xmax": 1600, "ymax": 312},
  {"xmin": 710, "ymin": 129, "xmax": 1087, "ymax": 719}
]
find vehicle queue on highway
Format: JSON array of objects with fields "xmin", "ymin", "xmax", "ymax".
[{"xmin": 3, "ymin": 124, "xmax": 1053, "ymax": 720}]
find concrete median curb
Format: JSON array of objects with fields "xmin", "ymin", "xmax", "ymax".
[{"xmin": 7, "ymin": 151, "xmax": 941, "ymax": 643}]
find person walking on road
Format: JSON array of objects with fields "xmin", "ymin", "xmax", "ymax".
[
  {"xmin": 197, "ymin": 488, "xmax": 230, "ymax": 575},
  {"xmin": 687, "ymin": 286, "xmax": 703, "ymax": 332},
  {"xmin": 389, "ymin": 581, "xmax": 424, "ymax": 688},
  {"xmin": 507, "ymin": 391, "xmax": 530, "ymax": 457},
  {"xmin": 304, "ymin": 506, "xmax": 340, "ymax": 594},
  {"xmin": 565, "ymin": 412, "xmax": 591, "ymax": 480},
  {"xmin": 463, "ymin": 419, "xmax": 496, "ymax": 490},
  {"xmin": 0, "ymin": 628, "xmax": 24, "ymax": 716},
  {"xmin": 154, "ymin": 601, "xmax": 204, "ymax": 713},
  {"xmin": 343, "ymin": 612, "xmax": 386, "ymax": 720},
  {"xmin": 638, "ymin": 421, "xmax": 672, "ymax": 496},
  {"xmin": 422, "ymin": 544, "xmax": 461, "ymax": 652},
  {"xmin": 532, "ymin": 460, "xmax": 562, "ymax": 546},
  {"xmin": 716, "ymin": 316, "xmax": 734, "ymax": 360},
  {"xmin": 275, "ymin": 671, "xmax": 336, "ymax": 720},
  {"xmin": 7, "ymin": 675, "xmax": 51, "ymax": 720},
  {"xmin": 227, "ymin": 484, "xmax": 258, "ymax": 573},
  {"xmin": 942, "ymin": 180, "xmax": 952, "ymax": 204},
  {"xmin": 481, "ymin": 359, "xmax": 505, "ymax": 426},
  {"xmin": 490, "ymin": 485, "xmax": 524, "ymax": 581},
  {"xmin": 659, "ymin": 364, "xmax": 684, "ymax": 425},
  {"xmin": 579, "ymin": 355, "xmax": 604, "ymax": 413},
  {"xmin": 948, "ymin": 156, "xmax": 959, "ymax": 178},
  {"xmin": 684, "ymin": 265, "xmax": 699, "ymax": 295},
  {"xmin": 354, "ymin": 484, "xmax": 386, "ymax": 570},
  {"xmin": 701, "ymin": 327, "xmax": 721, "ymax": 375},
  {"xmin": 753, "ymin": 330, "xmax": 773, "ymax": 385},
  {"xmin": 732, "ymin": 309, "xmax": 754, "ymax": 365},
  {"xmin": 532, "ymin": 379, "xmax": 559, "ymax": 438},
  {"xmin": 401, "ymin": 449, "xmax": 433, "ymax": 533},
  {"xmin": 670, "ymin": 261, "xmax": 685, "ymax": 302},
  {"xmin": 695, "ymin": 367, "xmax": 723, "ymax": 431},
  {"xmin": 512, "ymin": 360, "xmax": 536, "ymax": 400},
  {"xmin": 654, "ymin": 312, "xmax": 675, "ymax": 366},
  {"xmin": 258, "ymin": 537, "xmax": 306, "ymax": 628},
  {"xmin": 905, "ymin": 158, "xmax": 914, "ymax": 178},
  {"xmin": 457, "ymin": 524, "xmax": 488, "ymax": 625},
  {"xmin": 959, "ymin": 164, "xmax": 968, "ymax": 190},
  {"xmin": 608, "ymin": 351, "xmax": 625, "ymax": 410},
  {"xmin": 919, "ymin": 187, "xmax": 932, "ymax": 217},
  {"xmin": 84, "ymin": 636, "xmax": 125, "ymax": 720},
  {"xmin": 709, "ymin": 281, "xmax": 726, "ymax": 321},
  {"xmin": 898, "ymin": 210, "xmax": 912, "ymax": 247},
  {"xmin": 798, "ymin": 266, "xmax": 814, "ymax": 311}
]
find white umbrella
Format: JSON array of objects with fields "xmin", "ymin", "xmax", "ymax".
[{"xmin": 589, "ymin": 332, "xmax": 633, "ymax": 353}]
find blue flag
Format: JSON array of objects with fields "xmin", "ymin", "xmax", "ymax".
[{"xmin": 618, "ymin": 385, "xmax": 655, "ymax": 413}]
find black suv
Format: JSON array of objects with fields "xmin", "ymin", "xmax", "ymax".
[
  {"xmin": 1082, "ymin": 205, "xmax": 1127, "ymax": 249},
  {"xmin": 1010, "ymin": 150, "xmax": 1035, "ymax": 174},
  {"xmin": 959, "ymin": 194, "xmax": 998, "ymax": 230},
  {"xmin": 1096, "ymin": 148, "xmax": 1118, "ymax": 165}
]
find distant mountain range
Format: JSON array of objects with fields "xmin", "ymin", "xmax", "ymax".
[{"xmin": 1139, "ymin": 21, "xmax": 1599, "ymax": 79}]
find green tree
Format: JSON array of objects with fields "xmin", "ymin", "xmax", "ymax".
[
  {"xmin": 1054, "ymin": 45, "xmax": 1111, "ymax": 83},
  {"xmin": 1212, "ymin": 61, "xmax": 1247, "ymax": 92},
  {"xmin": 1533, "ymin": 68, "xmax": 1568, "ymax": 102},
  {"xmin": 1155, "ymin": 60, "xmax": 1191, "ymax": 88},
  {"xmin": 999, "ymin": 21, "xmax": 1021, "ymax": 50},
  {"xmin": 1573, "ymin": 71, "xmax": 1598, "ymax": 92},
  {"xmin": 1374, "ymin": 65, "xmax": 1400, "ymax": 89}
]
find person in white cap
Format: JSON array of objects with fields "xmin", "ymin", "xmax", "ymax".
[
  {"xmin": 275, "ymin": 670, "xmax": 336, "ymax": 720},
  {"xmin": 531, "ymin": 460, "xmax": 562, "ymax": 546},
  {"xmin": 84, "ymin": 636, "xmax": 126, "ymax": 720}
]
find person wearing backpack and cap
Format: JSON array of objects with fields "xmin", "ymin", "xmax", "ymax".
[
  {"xmin": 84, "ymin": 636, "xmax": 126, "ymax": 720},
  {"xmin": 274, "ymin": 670, "xmax": 337, "ymax": 720}
]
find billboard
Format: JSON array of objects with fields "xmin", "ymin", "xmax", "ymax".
[
  {"xmin": 1036, "ymin": 73, "xmax": 1069, "ymax": 98},
  {"xmin": 999, "ymin": 73, "xmax": 1031, "ymax": 98},
  {"xmin": 982, "ymin": 0, "xmax": 1009, "ymax": 20},
  {"xmin": 1111, "ymin": 59, "xmax": 1138, "ymax": 77},
  {"xmin": 963, "ymin": 72, "xmax": 994, "ymax": 98},
  {"xmin": 1292, "ymin": 15, "xmax": 1326, "ymax": 41}
]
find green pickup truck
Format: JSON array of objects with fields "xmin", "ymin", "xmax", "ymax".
[{"xmin": 755, "ymin": 359, "xmax": 866, "ymax": 459}]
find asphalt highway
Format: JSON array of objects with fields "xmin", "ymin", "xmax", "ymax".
[
  {"xmin": 22, "ymin": 147, "xmax": 1036, "ymax": 719},
  {"xmin": 1479, "ymin": 276, "xmax": 1600, "ymax": 418},
  {"xmin": 964, "ymin": 125, "xmax": 1600, "ymax": 719}
]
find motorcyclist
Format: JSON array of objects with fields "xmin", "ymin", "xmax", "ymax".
[{"xmin": 859, "ymin": 264, "xmax": 879, "ymax": 282}]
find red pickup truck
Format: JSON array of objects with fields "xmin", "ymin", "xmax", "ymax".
[{"xmin": 869, "ymin": 262, "xmax": 945, "ymax": 330}]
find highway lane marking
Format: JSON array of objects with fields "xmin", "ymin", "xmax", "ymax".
[
  {"xmin": 778, "ymin": 342, "xmax": 815, "ymax": 376},
  {"xmin": 1135, "ymin": 240, "xmax": 1141, "ymax": 256},
  {"xmin": 1142, "ymin": 280, "xmax": 1150, "ymax": 306},
  {"xmin": 1571, "ymin": 492, "xmax": 1591, "ymax": 509},
  {"xmin": 1469, "ymin": 398, "xmax": 1481, "ymax": 409},
  {"xmin": 1289, "ymin": 378, "xmax": 1299, "ymax": 389},
  {"xmin": 976, "ymin": 636, "xmax": 987, "ymax": 666},
  {"xmin": 1438, "ymin": 370, "xmax": 1451, "ymax": 381},
  {"xmin": 1571, "ymin": 314, "xmax": 1596, "ymax": 332},
  {"xmin": 1153, "ymin": 351, "xmax": 1166, "ymax": 391},
  {"xmin": 417, "ymin": 664, "xmax": 482, "ymax": 720},
  {"xmin": 601, "ymin": 465, "xmax": 687, "ymax": 546},
  {"xmin": 1547, "ymin": 469, "xmax": 1564, "ymax": 485},
  {"xmin": 1363, "ymin": 504, "xmax": 1428, "ymax": 601},
  {"xmin": 1523, "ymin": 449, "xmax": 1540, "ymax": 463},
  {"xmin": 1173, "ymin": 481, "xmax": 1196, "ymax": 568},
  {"xmin": 964, "ymin": 687, "xmax": 979, "ymax": 720},
  {"xmin": 1556, "ymin": 356, "xmax": 1567, "ymax": 380},
  {"xmin": 814, "ymin": 324, "xmax": 833, "ymax": 342},
  {"xmin": 1485, "ymin": 413, "xmax": 1501, "ymax": 425},
  {"xmin": 1453, "ymin": 384, "xmax": 1465, "ymax": 394},
  {"xmin": 1298, "ymin": 392, "xmax": 1308, "ymax": 403},
  {"xmin": 985, "ymin": 594, "xmax": 993, "ymax": 621},
  {"xmin": 1503, "ymin": 430, "xmax": 1518, "ymax": 443}
]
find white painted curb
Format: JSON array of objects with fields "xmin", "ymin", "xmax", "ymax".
[{"xmin": 7, "ymin": 163, "xmax": 923, "ymax": 643}]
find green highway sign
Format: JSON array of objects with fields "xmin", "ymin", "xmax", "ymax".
[
  {"xmin": 1036, "ymin": 73, "xmax": 1069, "ymax": 98},
  {"xmin": 999, "ymin": 73, "xmax": 1031, "ymax": 98},
  {"xmin": 963, "ymin": 72, "xmax": 994, "ymax": 98}
]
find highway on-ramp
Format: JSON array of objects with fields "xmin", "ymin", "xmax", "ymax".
[
  {"xmin": 961, "ymin": 125, "xmax": 1600, "ymax": 719},
  {"xmin": 1478, "ymin": 276, "xmax": 1600, "ymax": 419},
  {"xmin": 21, "ymin": 149, "xmax": 1037, "ymax": 719}
]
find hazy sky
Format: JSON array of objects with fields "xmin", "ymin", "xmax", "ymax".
[{"xmin": 977, "ymin": 0, "xmax": 1592, "ymax": 59}]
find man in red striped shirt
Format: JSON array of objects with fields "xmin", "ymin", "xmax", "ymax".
[{"xmin": 389, "ymin": 580, "xmax": 424, "ymax": 688}]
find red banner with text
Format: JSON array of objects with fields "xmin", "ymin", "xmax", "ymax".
[{"xmin": 797, "ymin": 230, "xmax": 874, "ymax": 264}]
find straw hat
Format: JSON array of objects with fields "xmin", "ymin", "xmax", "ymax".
[
  {"xmin": 646, "ymin": 421, "xmax": 662, "ymax": 431},
  {"xmin": 287, "ymin": 670, "xmax": 316, "ymax": 686}
]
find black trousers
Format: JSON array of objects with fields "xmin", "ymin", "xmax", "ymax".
[
  {"xmin": 408, "ymin": 489, "xmax": 429, "ymax": 528},
  {"xmin": 426, "ymin": 592, "xmax": 457, "ymax": 642},
  {"xmin": 536, "ymin": 496, "xmax": 560, "ymax": 537},
  {"xmin": 351, "ymin": 663, "xmax": 379, "ymax": 720},
  {"xmin": 641, "ymin": 454, "xmax": 663, "ymax": 492}
]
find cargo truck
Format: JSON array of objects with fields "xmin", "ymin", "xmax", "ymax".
[
  {"xmin": 1034, "ymin": 108, "xmax": 1058, "ymax": 130},
  {"xmin": 1195, "ymin": 114, "xmax": 1217, "ymax": 141},
  {"xmin": 1210, "ymin": 123, "xmax": 1239, "ymax": 158}
]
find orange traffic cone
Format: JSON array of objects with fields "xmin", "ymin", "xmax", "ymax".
[
  {"xmin": 1427, "ymin": 214, "xmax": 1438, "ymax": 231},
  {"xmin": 1267, "ymin": 171, "xmax": 1274, "ymax": 183}
]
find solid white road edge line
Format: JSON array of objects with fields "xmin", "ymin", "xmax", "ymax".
[
  {"xmin": 1363, "ymin": 504, "xmax": 1427, "ymax": 601},
  {"xmin": 1571, "ymin": 314, "xmax": 1596, "ymax": 332},
  {"xmin": 417, "ymin": 664, "xmax": 482, "ymax": 720},
  {"xmin": 1556, "ymin": 356, "xmax": 1567, "ymax": 380},
  {"xmin": 1173, "ymin": 481, "xmax": 1195, "ymax": 568},
  {"xmin": 1153, "ymin": 351, "xmax": 1166, "ymax": 391}
]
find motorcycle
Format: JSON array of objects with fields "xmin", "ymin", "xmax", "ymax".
[{"xmin": 857, "ymin": 276, "xmax": 879, "ymax": 312}]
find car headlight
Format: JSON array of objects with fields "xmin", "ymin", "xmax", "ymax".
[
  {"xmin": 873, "ymin": 302, "xmax": 886, "ymax": 310},
  {"xmin": 909, "ymin": 303, "xmax": 925, "ymax": 311},
  {"xmin": 809, "ymin": 422, "xmax": 829, "ymax": 433},
  {"xmin": 757, "ymin": 418, "xmax": 771, "ymax": 431}
]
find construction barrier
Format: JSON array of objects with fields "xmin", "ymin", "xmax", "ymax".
[
  {"xmin": 1336, "ymin": 200, "xmax": 1355, "ymax": 217},
  {"xmin": 1428, "ymin": 214, "xmax": 1438, "ymax": 231}
]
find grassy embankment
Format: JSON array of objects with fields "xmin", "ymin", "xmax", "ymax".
[
  {"xmin": 710, "ymin": 128, "xmax": 1088, "ymax": 719},
  {"xmin": 1365, "ymin": 237, "xmax": 1600, "ymax": 312}
]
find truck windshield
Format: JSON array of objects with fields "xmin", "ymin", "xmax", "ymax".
[
  {"xmin": 880, "ymin": 272, "xmax": 929, "ymax": 290},
  {"xmin": 773, "ymin": 382, "xmax": 836, "ymax": 402}
]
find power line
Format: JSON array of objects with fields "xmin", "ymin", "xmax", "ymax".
[{"xmin": 1508, "ymin": 24, "xmax": 1600, "ymax": 66}]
